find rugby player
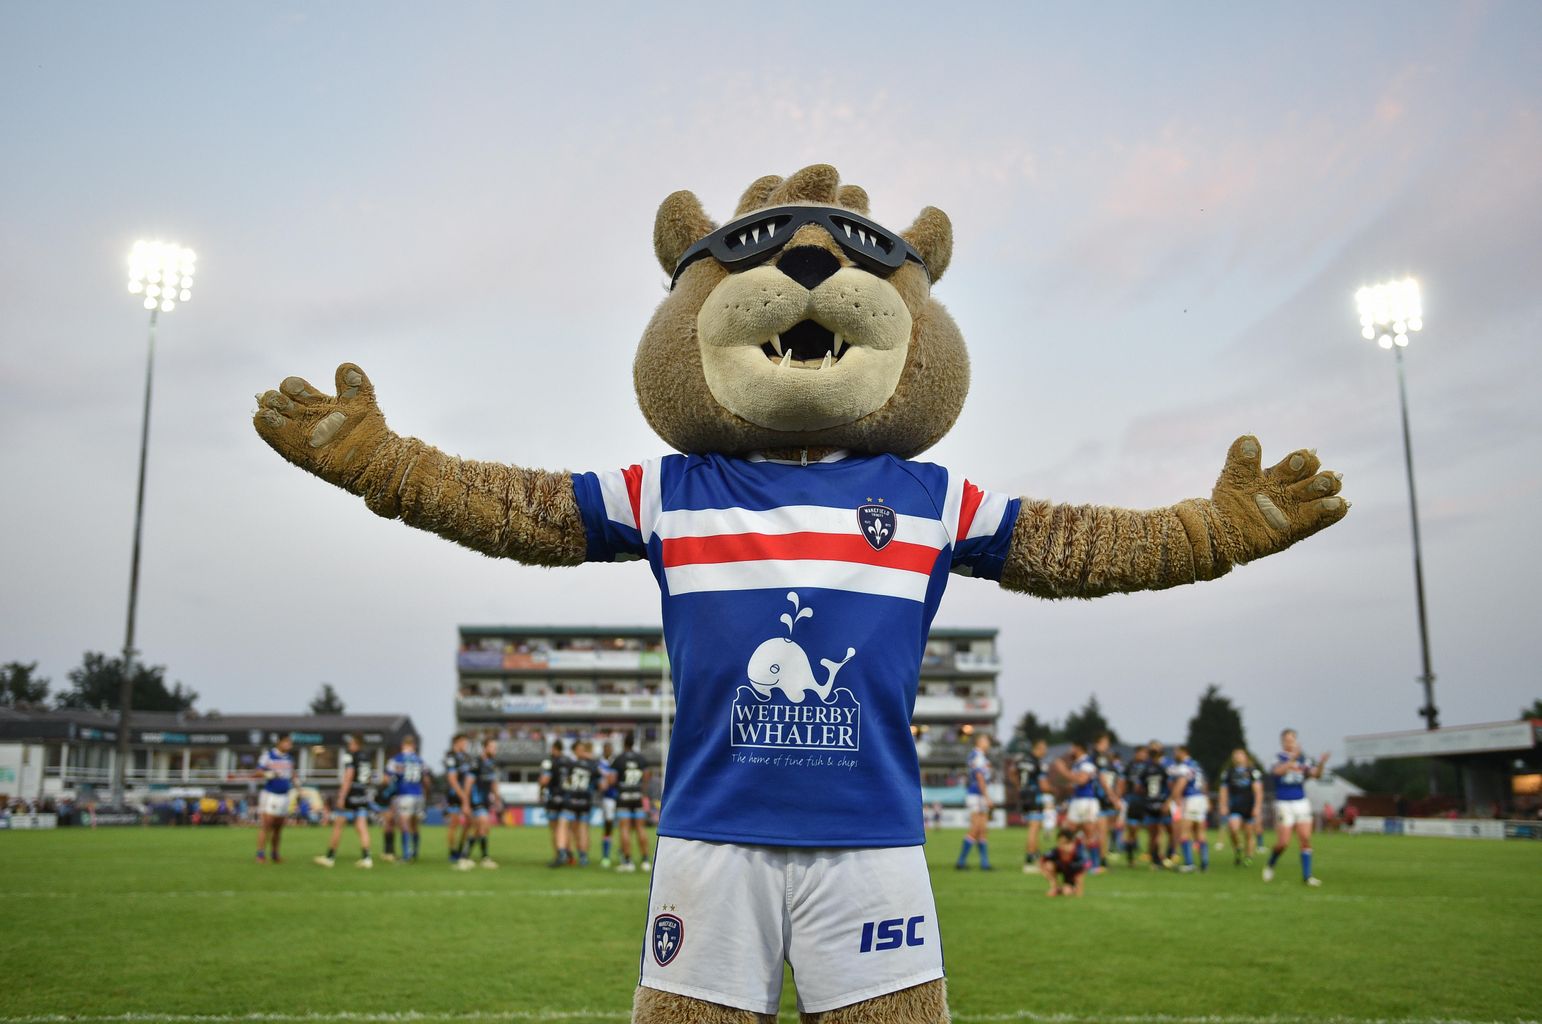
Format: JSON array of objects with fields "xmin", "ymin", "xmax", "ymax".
[
  {"xmin": 443, "ymin": 734, "xmax": 473, "ymax": 866},
  {"xmin": 1015, "ymin": 738, "xmax": 1054, "ymax": 870},
  {"xmin": 1168, "ymin": 743, "xmax": 1210, "ymax": 873},
  {"xmin": 1119, "ymin": 744, "xmax": 1151, "ymax": 865},
  {"xmin": 376, "ymin": 765, "xmax": 399, "ymax": 861},
  {"xmin": 539, "ymin": 739, "xmax": 570, "ymax": 866},
  {"xmin": 1038, "ymin": 828, "xmax": 1089, "ymax": 898},
  {"xmin": 255, "ymin": 733, "xmax": 296, "ymax": 864},
  {"xmin": 1063, "ymin": 740, "xmax": 1103, "ymax": 869},
  {"xmin": 385, "ymin": 735, "xmax": 428, "ymax": 863},
  {"xmin": 955, "ymin": 732, "xmax": 993, "ymax": 870},
  {"xmin": 1093, "ymin": 733, "xmax": 1123, "ymax": 863},
  {"xmin": 1219, "ymin": 748, "xmax": 1264, "ymax": 866},
  {"xmin": 562, "ymin": 740, "xmax": 601, "ymax": 867},
  {"xmin": 611, "ymin": 733, "xmax": 652, "ymax": 872},
  {"xmin": 598, "ymin": 742, "xmax": 618, "ymax": 867},
  {"xmin": 1263, "ymin": 729, "xmax": 1329, "ymax": 886},
  {"xmin": 461, "ymin": 737, "xmax": 501, "ymax": 869},
  {"xmin": 314, "ymin": 733, "xmax": 373, "ymax": 868}
]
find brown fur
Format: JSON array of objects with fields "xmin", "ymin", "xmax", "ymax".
[
  {"xmin": 632, "ymin": 986, "xmax": 776, "ymax": 1024},
  {"xmin": 1001, "ymin": 435, "xmax": 1346, "ymax": 597},
  {"xmin": 799, "ymin": 979, "xmax": 950, "ymax": 1024},
  {"xmin": 252, "ymin": 364, "xmax": 585, "ymax": 566}
]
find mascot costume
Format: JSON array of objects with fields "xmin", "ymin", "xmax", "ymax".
[{"xmin": 255, "ymin": 165, "xmax": 1347, "ymax": 1023}]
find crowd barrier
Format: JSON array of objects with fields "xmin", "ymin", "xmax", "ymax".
[{"xmin": 1348, "ymin": 816, "xmax": 1541, "ymax": 840}]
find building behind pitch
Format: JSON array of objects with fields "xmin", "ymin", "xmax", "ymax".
[{"xmin": 454, "ymin": 624, "xmax": 1002, "ymax": 797}]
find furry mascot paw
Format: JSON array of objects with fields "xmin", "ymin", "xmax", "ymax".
[{"xmin": 255, "ymin": 165, "xmax": 1346, "ymax": 1024}]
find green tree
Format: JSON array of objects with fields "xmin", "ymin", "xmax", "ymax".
[
  {"xmin": 1186, "ymin": 683, "xmax": 1247, "ymax": 779},
  {"xmin": 1519, "ymin": 699, "xmax": 1542, "ymax": 720},
  {"xmin": 309, "ymin": 683, "xmax": 346, "ymax": 716},
  {"xmin": 1061, "ymin": 695, "xmax": 1117, "ymax": 748},
  {"xmin": 0, "ymin": 661, "xmax": 51, "ymax": 707},
  {"xmin": 54, "ymin": 652, "xmax": 197, "ymax": 713},
  {"xmin": 1012, "ymin": 710, "xmax": 1056, "ymax": 745}
]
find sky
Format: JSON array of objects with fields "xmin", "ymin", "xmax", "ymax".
[{"xmin": 2, "ymin": 2, "xmax": 1540, "ymax": 763}]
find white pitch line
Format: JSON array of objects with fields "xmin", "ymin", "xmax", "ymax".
[{"xmin": 0, "ymin": 889, "xmax": 637, "ymax": 900}]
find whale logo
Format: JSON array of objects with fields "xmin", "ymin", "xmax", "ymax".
[{"xmin": 746, "ymin": 592, "xmax": 855, "ymax": 703}]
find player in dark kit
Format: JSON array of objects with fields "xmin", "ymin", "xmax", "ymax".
[
  {"xmin": 1136, "ymin": 741, "xmax": 1173, "ymax": 867},
  {"xmin": 1119, "ymin": 745, "xmax": 1151, "ymax": 866},
  {"xmin": 560, "ymin": 740, "xmax": 602, "ymax": 866},
  {"xmin": 443, "ymin": 734, "xmax": 474, "ymax": 866},
  {"xmin": 1219, "ymin": 748, "xmax": 1265, "ymax": 866},
  {"xmin": 1038, "ymin": 828, "xmax": 1089, "ymax": 897},
  {"xmin": 460, "ymin": 737, "xmax": 501, "ymax": 869},
  {"xmin": 539, "ymin": 740, "xmax": 571, "ymax": 867},
  {"xmin": 1015, "ymin": 738, "xmax": 1054, "ymax": 870},
  {"xmin": 315, "ymin": 734, "xmax": 373, "ymax": 869},
  {"xmin": 611, "ymin": 734, "xmax": 652, "ymax": 873}
]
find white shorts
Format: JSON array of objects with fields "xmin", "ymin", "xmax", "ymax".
[
  {"xmin": 1066, "ymin": 798, "xmax": 1101, "ymax": 825},
  {"xmin": 393, "ymin": 794, "xmax": 424, "ymax": 819},
  {"xmin": 603, "ymin": 797, "xmax": 617, "ymax": 822},
  {"xmin": 258, "ymin": 791, "xmax": 291, "ymax": 818},
  {"xmin": 964, "ymin": 793, "xmax": 988, "ymax": 815},
  {"xmin": 1182, "ymin": 795, "xmax": 1210, "ymax": 823},
  {"xmin": 1276, "ymin": 798, "xmax": 1313, "ymax": 828},
  {"xmin": 640, "ymin": 837, "xmax": 943, "ymax": 1015}
]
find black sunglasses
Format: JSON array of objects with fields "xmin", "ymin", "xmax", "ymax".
[{"xmin": 669, "ymin": 204, "xmax": 928, "ymax": 290}]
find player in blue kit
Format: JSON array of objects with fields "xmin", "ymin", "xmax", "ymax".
[
  {"xmin": 1062, "ymin": 740, "xmax": 1104, "ymax": 871},
  {"xmin": 956, "ymin": 733, "xmax": 994, "ymax": 869},
  {"xmin": 1167, "ymin": 744, "xmax": 1210, "ymax": 873},
  {"xmin": 1219, "ymin": 748, "xmax": 1265, "ymax": 867},
  {"xmin": 598, "ymin": 742, "xmax": 618, "ymax": 868},
  {"xmin": 385, "ymin": 736, "xmax": 428, "ymax": 863},
  {"xmin": 1264, "ymin": 729, "xmax": 1330, "ymax": 886},
  {"xmin": 255, "ymin": 733, "xmax": 296, "ymax": 864}
]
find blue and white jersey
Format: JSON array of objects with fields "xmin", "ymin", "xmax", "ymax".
[
  {"xmin": 571, "ymin": 451, "xmax": 1020, "ymax": 847},
  {"xmin": 965, "ymin": 749, "xmax": 992, "ymax": 795},
  {"xmin": 386, "ymin": 751, "xmax": 427, "ymax": 797},
  {"xmin": 1071, "ymin": 755, "xmax": 1100, "ymax": 799},
  {"xmin": 1167, "ymin": 757, "xmax": 1197, "ymax": 798},
  {"xmin": 1274, "ymin": 752, "xmax": 1316, "ymax": 801},
  {"xmin": 598, "ymin": 757, "xmax": 617, "ymax": 800},
  {"xmin": 258, "ymin": 748, "xmax": 293, "ymax": 795}
]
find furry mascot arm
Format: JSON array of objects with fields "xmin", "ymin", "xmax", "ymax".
[
  {"xmin": 253, "ymin": 363, "xmax": 587, "ymax": 566},
  {"xmin": 999, "ymin": 435, "xmax": 1347, "ymax": 599}
]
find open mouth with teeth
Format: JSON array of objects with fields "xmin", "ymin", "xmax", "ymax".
[{"xmin": 759, "ymin": 319, "xmax": 851, "ymax": 370}]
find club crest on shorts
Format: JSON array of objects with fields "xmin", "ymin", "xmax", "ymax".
[
  {"xmin": 651, "ymin": 913, "xmax": 684, "ymax": 966},
  {"xmin": 857, "ymin": 503, "xmax": 896, "ymax": 551}
]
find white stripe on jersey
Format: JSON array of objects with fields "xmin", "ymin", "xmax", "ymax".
[
  {"xmin": 639, "ymin": 457, "xmax": 664, "ymax": 542},
  {"xmin": 655, "ymin": 504, "xmax": 951, "ymax": 550},
  {"xmin": 963, "ymin": 489, "xmax": 1012, "ymax": 541},
  {"xmin": 940, "ymin": 474, "xmax": 966, "ymax": 546},
  {"xmin": 597, "ymin": 470, "xmax": 637, "ymax": 531},
  {"xmin": 663, "ymin": 559, "xmax": 933, "ymax": 603}
]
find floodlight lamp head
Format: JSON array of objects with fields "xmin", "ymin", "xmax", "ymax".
[
  {"xmin": 127, "ymin": 240, "xmax": 196, "ymax": 313},
  {"xmin": 1356, "ymin": 277, "xmax": 1422, "ymax": 350}
]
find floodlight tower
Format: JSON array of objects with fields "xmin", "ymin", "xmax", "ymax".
[
  {"xmin": 113, "ymin": 241, "xmax": 197, "ymax": 809},
  {"xmin": 1355, "ymin": 278, "xmax": 1439, "ymax": 734}
]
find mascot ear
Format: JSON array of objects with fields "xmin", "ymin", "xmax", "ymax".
[
  {"xmin": 902, "ymin": 206, "xmax": 953, "ymax": 284},
  {"xmin": 654, "ymin": 190, "xmax": 715, "ymax": 276}
]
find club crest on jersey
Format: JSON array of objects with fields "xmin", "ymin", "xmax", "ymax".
[
  {"xmin": 857, "ymin": 502, "xmax": 896, "ymax": 551},
  {"xmin": 731, "ymin": 593, "xmax": 861, "ymax": 753},
  {"xmin": 651, "ymin": 913, "xmax": 683, "ymax": 966}
]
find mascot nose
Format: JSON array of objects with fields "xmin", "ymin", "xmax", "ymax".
[{"xmin": 776, "ymin": 246, "xmax": 841, "ymax": 290}]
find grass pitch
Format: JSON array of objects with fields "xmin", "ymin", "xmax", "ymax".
[{"xmin": 0, "ymin": 825, "xmax": 1537, "ymax": 1023}]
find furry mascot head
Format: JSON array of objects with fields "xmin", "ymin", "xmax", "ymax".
[{"xmin": 255, "ymin": 165, "xmax": 1346, "ymax": 1024}]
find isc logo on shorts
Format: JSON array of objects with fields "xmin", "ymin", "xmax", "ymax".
[{"xmin": 858, "ymin": 915, "xmax": 925, "ymax": 953}]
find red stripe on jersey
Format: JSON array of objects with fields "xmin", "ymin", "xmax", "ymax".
[
  {"xmin": 661, "ymin": 532, "xmax": 940, "ymax": 575},
  {"xmin": 622, "ymin": 464, "xmax": 644, "ymax": 530},
  {"xmin": 957, "ymin": 480, "xmax": 985, "ymax": 541}
]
